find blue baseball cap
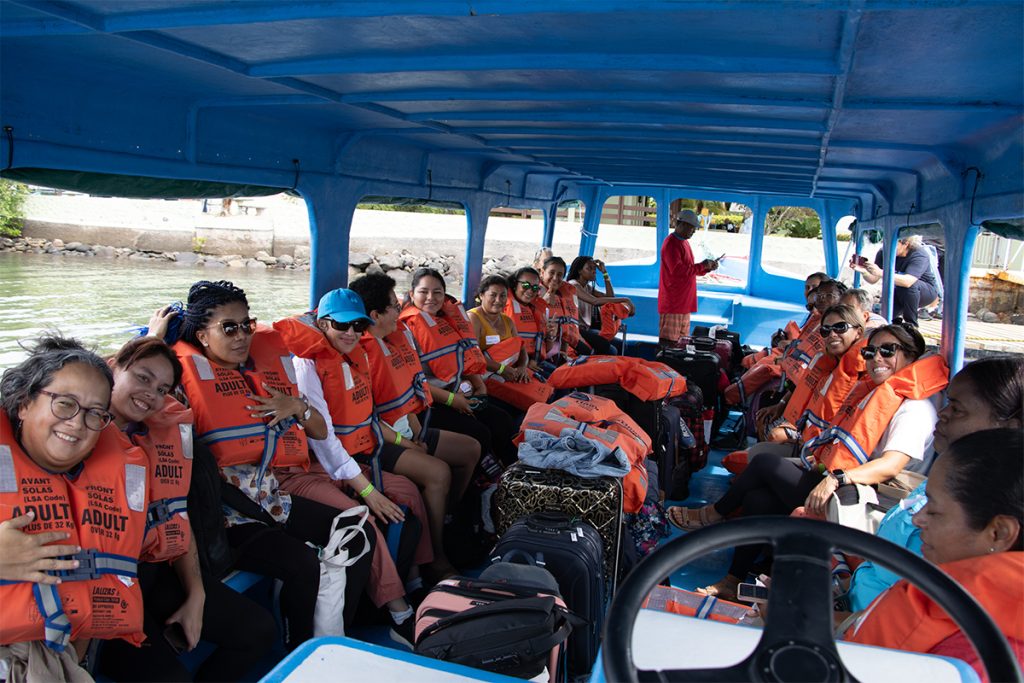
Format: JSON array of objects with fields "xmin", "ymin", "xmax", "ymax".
[{"xmin": 316, "ymin": 288, "xmax": 374, "ymax": 325}]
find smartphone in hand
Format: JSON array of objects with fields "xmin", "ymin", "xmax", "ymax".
[
  {"xmin": 737, "ymin": 582, "xmax": 770, "ymax": 604},
  {"xmin": 164, "ymin": 622, "xmax": 190, "ymax": 655}
]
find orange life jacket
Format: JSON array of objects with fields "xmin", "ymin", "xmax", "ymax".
[
  {"xmin": 504, "ymin": 296, "xmax": 549, "ymax": 360},
  {"xmin": 399, "ymin": 298, "xmax": 487, "ymax": 387},
  {"xmin": 782, "ymin": 351, "xmax": 839, "ymax": 425},
  {"xmin": 795, "ymin": 339, "xmax": 868, "ymax": 443},
  {"xmin": 721, "ymin": 450, "xmax": 749, "ymax": 476},
  {"xmin": 0, "ymin": 413, "xmax": 147, "ymax": 651},
  {"xmin": 274, "ymin": 314, "xmax": 384, "ymax": 488},
  {"xmin": 548, "ymin": 356, "xmax": 686, "ymax": 402},
  {"xmin": 516, "ymin": 393, "xmax": 651, "ymax": 513},
  {"xmin": 642, "ymin": 585, "xmax": 750, "ymax": 625},
  {"xmin": 848, "ymin": 552, "xmax": 1024, "ymax": 668},
  {"xmin": 172, "ymin": 329, "xmax": 309, "ymax": 475},
  {"xmin": 482, "ymin": 337, "xmax": 553, "ymax": 411},
  {"xmin": 359, "ymin": 323, "xmax": 432, "ymax": 425},
  {"xmin": 128, "ymin": 396, "xmax": 193, "ymax": 564},
  {"xmin": 800, "ymin": 354, "xmax": 949, "ymax": 471},
  {"xmin": 546, "ymin": 282, "xmax": 581, "ymax": 349},
  {"xmin": 725, "ymin": 349, "xmax": 782, "ymax": 405},
  {"xmin": 598, "ymin": 301, "xmax": 633, "ymax": 341},
  {"xmin": 779, "ymin": 312, "xmax": 825, "ymax": 387},
  {"xmin": 741, "ymin": 347, "xmax": 770, "ymax": 370}
]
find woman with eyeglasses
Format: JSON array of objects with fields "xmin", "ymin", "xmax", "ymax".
[
  {"xmin": 565, "ymin": 255, "xmax": 634, "ymax": 356},
  {"xmin": 668, "ymin": 321, "xmax": 945, "ymax": 600},
  {"xmin": 98, "ymin": 337, "xmax": 277, "ymax": 682},
  {"xmin": 350, "ymin": 273, "xmax": 481, "ymax": 580},
  {"xmin": 0, "ymin": 336, "xmax": 147, "ymax": 668},
  {"xmin": 399, "ymin": 268, "xmax": 518, "ymax": 468},
  {"xmin": 504, "ymin": 266, "xmax": 550, "ymax": 372},
  {"xmin": 167, "ymin": 280, "xmax": 375, "ymax": 650},
  {"xmin": 538, "ymin": 256, "xmax": 591, "ymax": 359}
]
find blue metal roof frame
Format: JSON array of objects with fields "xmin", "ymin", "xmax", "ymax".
[{"xmin": 1, "ymin": 0, "xmax": 1022, "ymax": 364}]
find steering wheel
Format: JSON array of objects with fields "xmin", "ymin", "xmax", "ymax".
[{"xmin": 603, "ymin": 516, "xmax": 1021, "ymax": 683}]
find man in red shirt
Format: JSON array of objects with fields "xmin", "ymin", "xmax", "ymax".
[{"xmin": 658, "ymin": 208, "xmax": 718, "ymax": 345}]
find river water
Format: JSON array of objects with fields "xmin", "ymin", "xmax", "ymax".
[{"xmin": 0, "ymin": 252, "xmax": 311, "ymax": 368}]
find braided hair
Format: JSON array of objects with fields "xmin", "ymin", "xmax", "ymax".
[{"xmin": 179, "ymin": 280, "xmax": 249, "ymax": 348}]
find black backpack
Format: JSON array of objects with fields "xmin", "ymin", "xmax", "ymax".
[{"xmin": 187, "ymin": 437, "xmax": 236, "ymax": 579}]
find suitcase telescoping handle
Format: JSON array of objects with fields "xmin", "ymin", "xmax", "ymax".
[{"xmin": 525, "ymin": 512, "xmax": 577, "ymax": 533}]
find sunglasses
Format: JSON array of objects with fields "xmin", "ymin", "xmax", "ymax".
[
  {"xmin": 324, "ymin": 318, "xmax": 370, "ymax": 333},
  {"xmin": 38, "ymin": 390, "xmax": 112, "ymax": 431},
  {"xmin": 819, "ymin": 321, "xmax": 856, "ymax": 337},
  {"xmin": 518, "ymin": 281, "xmax": 541, "ymax": 292},
  {"xmin": 860, "ymin": 342, "xmax": 908, "ymax": 360},
  {"xmin": 214, "ymin": 318, "xmax": 257, "ymax": 337}
]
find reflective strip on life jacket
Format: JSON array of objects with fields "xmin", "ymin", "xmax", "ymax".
[{"xmin": 146, "ymin": 496, "xmax": 189, "ymax": 530}]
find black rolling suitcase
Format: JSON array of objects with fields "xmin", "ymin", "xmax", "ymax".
[
  {"xmin": 492, "ymin": 512, "xmax": 606, "ymax": 680},
  {"xmin": 713, "ymin": 329, "xmax": 745, "ymax": 372},
  {"xmin": 494, "ymin": 463, "xmax": 622, "ymax": 585},
  {"xmin": 656, "ymin": 347, "xmax": 721, "ymax": 411},
  {"xmin": 591, "ymin": 384, "xmax": 660, "ymax": 447}
]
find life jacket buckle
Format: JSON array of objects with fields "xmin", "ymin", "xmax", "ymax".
[
  {"xmin": 147, "ymin": 499, "xmax": 172, "ymax": 527},
  {"xmin": 52, "ymin": 548, "xmax": 99, "ymax": 581}
]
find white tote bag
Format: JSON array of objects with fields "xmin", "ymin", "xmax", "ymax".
[{"xmin": 310, "ymin": 505, "xmax": 372, "ymax": 637}]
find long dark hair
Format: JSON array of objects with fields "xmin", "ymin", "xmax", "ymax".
[
  {"xmin": 954, "ymin": 356, "xmax": 1024, "ymax": 425},
  {"xmin": 1, "ymin": 335, "xmax": 114, "ymax": 425},
  {"xmin": 944, "ymin": 428, "xmax": 1023, "ymax": 551},
  {"xmin": 566, "ymin": 255, "xmax": 594, "ymax": 283}
]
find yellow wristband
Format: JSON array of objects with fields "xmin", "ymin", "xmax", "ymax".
[
  {"xmin": 498, "ymin": 363, "xmax": 506, "ymax": 375},
  {"xmin": 358, "ymin": 483, "xmax": 374, "ymax": 498},
  {"xmin": 394, "ymin": 433, "xmax": 402, "ymax": 446},
  {"xmin": 446, "ymin": 391, "xmax": 455, "ymax": 407}
]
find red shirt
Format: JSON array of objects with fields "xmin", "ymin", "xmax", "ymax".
[{"xmin": 658, "ymin": 233, "xmax": 709, "ymax": 314}]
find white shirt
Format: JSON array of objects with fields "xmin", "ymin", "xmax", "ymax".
[
  {"xmin": 292, "ymin": 357, "xmax": 362, "ymax": 481},
  {"xmin": 869, "ymin": 397, "xmax": 938, "ymax": 462}
]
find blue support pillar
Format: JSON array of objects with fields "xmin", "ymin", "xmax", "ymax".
[
  {"xmin": 578, "ymin": 186, "xmax": 603, "ymax": 258},
  {"xmin": 462, "ymin": 196, "xmax": 494, "ymax": 302},
  {"xmin": 542, "ymin": 203, "xmax": 557, "ymax": 248},
  {"xmin": 939, "ymin": 204, "xmax": 975, "ymax": 373},
  {"xmin": 880, "ymin": 218, "xmax": 898, "ymax": 322},
  {"xmin": 746, "ymin": 197, "xmax": 767, "ymax": 296},
  {"xmin": 301, "ymin": 176, "xmax": 361, "ymax": 309},
  {"xmin": 820, "ymin": 202, "xmax": 839, "ymax": 279}
]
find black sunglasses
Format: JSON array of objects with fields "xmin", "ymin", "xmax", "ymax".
[
  {"xmin": 819, "ymin": 321, "xmax": 856, "ymax": 337},
  {"xmin": 860, "ymin": 342, "xmax": 908, "ymax": 360},
  {"xmin": 517, "ymin": 281, "xmax": 541, "ymax": 292},
  {"xmin": 214, "ymin": 318, "xmax": 257, "ymax": 337},
  {"xmin": 324, "ymin": 318, "xmax": 369, "ymax": 333}
]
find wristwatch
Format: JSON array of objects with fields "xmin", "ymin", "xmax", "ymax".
[
  {"xmin": 831, "ymin": 469, "xmax": 849, "ymax": 486},
  {"xmin": 297, "ymin": 393, "xmax": 312, "ymax": 421}
]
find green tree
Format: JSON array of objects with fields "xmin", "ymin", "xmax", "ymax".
[{"xmin": 0, "ymin": 180, "xmax": 28, "ymax": 237}]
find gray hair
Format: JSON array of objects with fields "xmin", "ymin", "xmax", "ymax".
[
  {"xmin": 1, "ymin": 335, "xmax": 114, "ymax": 425},
  {"xmin": 842, "ymin": 288, "xmax": 873, "ymax": 312},
  {"xmin": 900, "ymin": 234, "xmax": 923, "ymax": 249}
]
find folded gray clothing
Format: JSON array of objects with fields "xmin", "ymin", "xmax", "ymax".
[{"xmin": 517, "ymin": 428, "xmax": 631, "ymax": 478}]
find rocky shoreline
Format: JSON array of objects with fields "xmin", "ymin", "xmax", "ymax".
[{"xmin": 0, "ymin": 236, "xmax": 532, "ymax": 292}]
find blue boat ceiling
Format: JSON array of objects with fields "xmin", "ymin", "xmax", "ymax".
[{"xmin": 1, "ymin": 1, "xmax": 1021, "ymax": 252}]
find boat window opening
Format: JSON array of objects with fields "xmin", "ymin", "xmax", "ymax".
[
  {"xmin": 552, "ymin": 199, "xmax": 585, "ymax": 261},
  {"xmin": 670, "ymin": 196, "xmax": 751, "ymax": 288},
  {"xmin": 594, "ymin": 195, "xmax": 658, "ymax": 267},
  {"xmin": 963, "ymin": 225, "xmax": 1024, "ymax": 358},
  {"xmin": 484, "ymin": 207, "xmax": 545, "ymax": 277},
  {"xmin": 894, "ymin": 224, "xmax": 946, "ymax": 351},
  {"xmin": 351, "ymin": 199, "xmax": 467, "ymax": 295},
  {"xmin": 762, "ymin": 205, "xmax": 826, "ymax": 282},
  {"xmin": 834, "ymin": 215, "xmax": 859, "ymax": 284}
]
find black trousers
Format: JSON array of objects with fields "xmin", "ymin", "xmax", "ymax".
[
  {"xmin": 99, "ymin": 562, "xmax": 278, "ymax": 682},
  {"xmin": 226, "ymin": 495, "xmax": 375, "ymax": 650},
  {"xmin": 713, "ymin": 451, "xmax": 822, "ymax": 581},
  {"xmin": 426, "ymin": 403, "xmax": 518, "ymax": 466},
  {"xmin": 892, "ymin": 279, "xmax": 938, "ymax": 325},
  {"xmin": 581, "ymin": 327, "xmax": 620, "ymax": 356}
]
